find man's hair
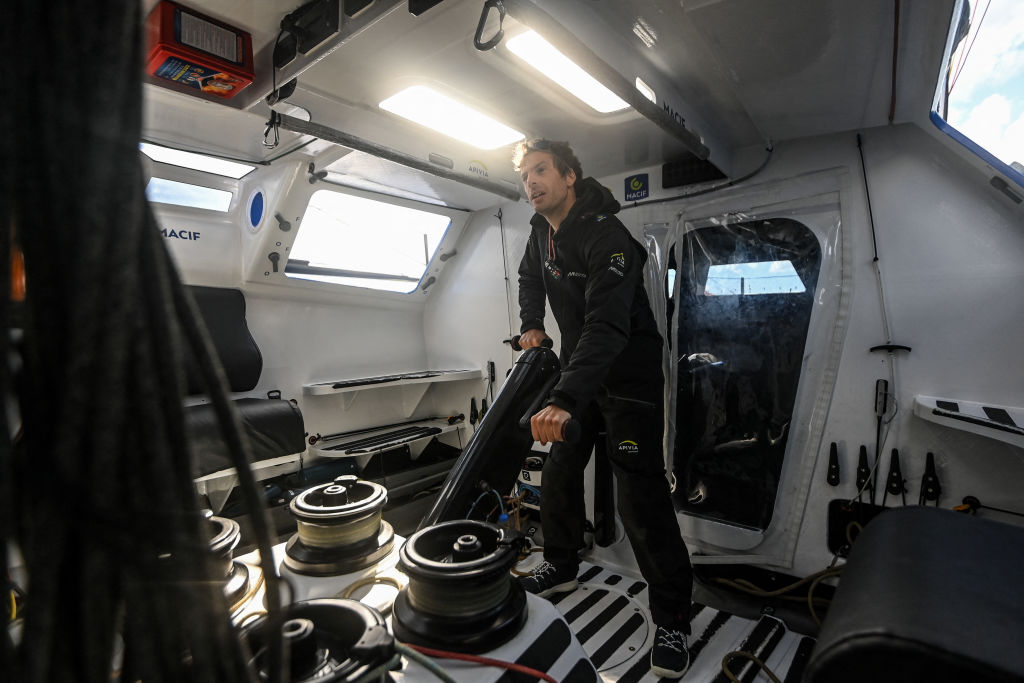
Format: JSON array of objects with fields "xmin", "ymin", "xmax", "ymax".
[{"xmin": 512, "ymin": 139, "xmax": 583, "ymax": 181}]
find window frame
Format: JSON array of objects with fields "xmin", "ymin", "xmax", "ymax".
[
  {"xmin": 930, "ymin": 0, "xmax": 1024, "ymax": 192},
  {"xmin": 280, "ymin": 183, "xmax": 469, "ymax": 298}
]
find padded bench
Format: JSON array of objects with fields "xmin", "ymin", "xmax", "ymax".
[
  {"xmin": 806, "ymin": 506, "xmax": 1024, "ymax": 682},
  {"xmin": 183, "ymin": 286, "xmax": 305, "ymax": 511}
]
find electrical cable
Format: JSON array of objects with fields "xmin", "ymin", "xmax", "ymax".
[
  {"xmin": 495, "ymin": 208, "xmax": 517, "ymax": 342},
  {"xmin": 721, "ymin": 650, "xmax": 783, "ymax": 683},
  {"xmin": 712, "ymin": 566, "xmax": 842, "ymax": 629},
  {"xmin": 394, "ymin": 643, "xmax": 458, "ymax": 683},
  {"xmin": 336, "ymin": 575, "xmax": 404, "ymax": 616},
  {"xmin": 404, "ymin": 643, "xmax": 558, "ymax": 683},
  {"xmin": 622, "ymin": 143, "xmax": 774, "ymax": 209}
]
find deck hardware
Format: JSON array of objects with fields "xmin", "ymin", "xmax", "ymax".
[
  {"xmin": 474, "ymin": 0, "xmax": 505, "ymax": 51},
  {"xmin": 268, "ymin": 251, "xmax": 281, "ymax": 272},
  {"xmin": 990, "ymin": 176, "xmax": 1022, "ymax": 204},
  {"xmin": 393, "ymin": 520, "xmax": 528, "ymax": 652},
  {"xmin": 855, "ymin": 445, "xmax": 872, "ymax": 502},
  {"xmin": 438, "ymin": 249, "xmax": 457, "ymax": 261},
  {"xmin": 919, "ymin": 452, "xmax": 941, "ymax": 506},
  {"xmin": 954, "ymin": 495, "xmax": 1024, "ymax": 519},
  {"xmin": 267, "ymin": 389, "xmax": 282, "ymax": 399},
  {"xmin": 282, "ymin": 476, "xmax": 394, "ymax": 575},
  {"xmin": 420, "ymin": 276, "xmax": 436, "ymax": 291},
  {"xmin": 241, "ymin": 599, "xmax": 395, "ymax": 681},
  {"xmin": 307, "ymin": 161, "xmax": 328, "ymax": 184},
  {"xmin": 274, "ymin": 213, "xmax": 292, "ymax": 232},
  {"xmin": 882, "ymin": 448, "xmax": 906, "ymax": 506},
  {"xmin": 205, "ymin": 513, "xmax": 251, "ymax": 610},
  {"xmin": 826, "ymin": 442, "xmax": 840, "ymax": 486}
]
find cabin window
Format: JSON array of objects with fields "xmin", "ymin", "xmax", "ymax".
[
  {"xmin": 139, "ymin": 142, "xmax": 255, "ymax": 178},
  {"xmin": 145, "ymin": 177, "xmax": 233, "ymax": 212},
  {"xmin": 932, "ymin": 0, "xmax": 1024, "ymax": 187},
  {"xmin": 286, "ymin": 188, "xmax": 451, "ymax": 293},
  {"xmin": 669, "ymin": 218, "xmax": 821, "ymax": 530}
]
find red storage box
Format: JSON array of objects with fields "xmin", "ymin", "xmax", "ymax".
[{"xmin": 145, "ymin": 1, "xmax": 254, "ymax": 99}]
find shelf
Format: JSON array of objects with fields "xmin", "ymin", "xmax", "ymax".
[
  {"xmin": 303, "ymin": 368, "xmax": 484, "ymax": 417},
  {"xmin": 303, "ymin": 369, "xmax": 483, "ymax": 396},
  {"xmin": 311, "ymin": 419, "xmax": 464, "ymax": 459},
  {"xmin": 913, "ymin": 395, "xmax": 1024, "ymax": 448}
]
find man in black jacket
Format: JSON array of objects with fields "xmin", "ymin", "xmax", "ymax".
[{"xmin": 513, "ymin": 139, "xmax": 693, "ymax": 677}]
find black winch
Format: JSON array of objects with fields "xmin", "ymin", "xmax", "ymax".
[
  {"xmin": 241, "ymin": 599, "xmax": 395, "ymax": 682},
  {"xmin": 392, "ymin": 519, "xmax": 528, "ymax": 653},
  {"xmin": 206, "ymin": 512, "xmax": 250, "ymax": 608},
  {"xmin": 283, "ymin": 475, "xmax": 395, "ymax": 576}
]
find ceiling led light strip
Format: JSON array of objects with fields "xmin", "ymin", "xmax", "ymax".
[
  {"xmin": 379, "ymin": 85, "xmax": 525, "ymax": 149},
  {"xmin": 506, "ymin": 30, "xmax": 629, "ymax": 113}
]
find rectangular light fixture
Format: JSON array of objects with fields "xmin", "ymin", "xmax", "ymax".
[
  {"xmin": 379, "ymin": 85, "xmax": 525, "ymax": 149},
  {"xmin": 635, "ymin": 77, "xmax": 656, "ymax": 104},
  {"xmin": 506, "ymin": 30, "xmax": 628, "ymax": 113},
  {"xmin": 139, "ymin": 142, "xmax": 255, "ymax": 178}
]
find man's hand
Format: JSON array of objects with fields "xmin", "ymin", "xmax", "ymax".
[
  {"xmin": 531, "ymin": 404, "xmax": 571, "ymax": 445},
  {"xmin": 519, "ymin": 329, "xmax": 550, "ymax": 349}
]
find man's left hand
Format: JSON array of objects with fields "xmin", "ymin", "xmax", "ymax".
[{"xmin": 530, "ymin": 404, "xmax": 571, "ymax": 445}]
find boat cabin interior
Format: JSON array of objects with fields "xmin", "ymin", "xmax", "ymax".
[{"xmin": 5, "ymin": 0, "xmax": 1024, "ymax": 681}]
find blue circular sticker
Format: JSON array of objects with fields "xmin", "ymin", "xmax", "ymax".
[{"xmin": 249, "ymin": 190, "xmax": 264, "ymax": 229}]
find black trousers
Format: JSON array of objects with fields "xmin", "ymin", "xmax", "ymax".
[{"xmin": 540, "ymin": 398, "xmax": 694, "ymax": 630}]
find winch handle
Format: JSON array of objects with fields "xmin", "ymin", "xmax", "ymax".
[
  {"xmin": 517, "ymin": 372, "xmax": 580, "ymax": 444},
  {"xmin": 508, "ymin": 335, "xmax": 553, "ymax": 352}
]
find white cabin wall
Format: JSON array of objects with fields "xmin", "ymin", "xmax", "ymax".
[
  {"xmin": 729, "ymin": 122, "xmax": 1024, "ymax": 577},
  {"xmin": 423, "ymin": 198, "xmax": 564, "ymax": 415},
  {"xmin": 153, "ymin": 160, "xmax": 443, "ymax": 453},
  {"xmin": 583, "ymin": 121, "xmax": 1024, "ymax": 577}
]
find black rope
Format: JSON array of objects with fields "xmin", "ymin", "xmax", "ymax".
[{"xmin": 3, "ymin": 2, "xmax": 275, "ymax": 681}]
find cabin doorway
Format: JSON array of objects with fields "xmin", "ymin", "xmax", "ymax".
[{"xmin": 669, "ymin": 218, "xmax": 821, "ymax": 530}]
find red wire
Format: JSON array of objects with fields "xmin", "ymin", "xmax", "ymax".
[{"xmin": 405, "ymin": 643, "xmax": 559, "ymax": 683}]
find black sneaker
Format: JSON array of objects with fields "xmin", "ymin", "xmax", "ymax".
[
  {"xmin": 517, "ymin": 561, "xmax": 578, "ymax": 598},
  {"xmin": 651, "ymin": 626, "xmax": 690, "ymax": 677}
]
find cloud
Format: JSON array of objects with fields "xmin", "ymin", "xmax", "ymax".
[
  {"xmin": 949, "ymin": 1, "xmax": 1024, "ymax": 103},
  {"xmin": 958, "ymin": 93, "xmax": 1024, "ymax": 164}
]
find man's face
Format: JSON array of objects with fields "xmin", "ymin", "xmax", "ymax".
[{"xmin": 520, "ymin": 150, "xmax": 576, "ymax": 216}]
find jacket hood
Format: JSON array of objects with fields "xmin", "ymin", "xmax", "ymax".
[{"xmin": 529, "ymin": 177, "xmax": 620, "ymax": 230}]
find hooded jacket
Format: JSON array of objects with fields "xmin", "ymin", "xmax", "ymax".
[{"xmin": 518, "ymin": 177, "xmax": 664, "ymax": 414}]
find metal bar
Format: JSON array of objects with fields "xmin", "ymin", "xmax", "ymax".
[
  {"xmin": 285, "ymin": 260, "xmax": 419, "ymax": 282},
  {"xmin": 276, "ymin": 113, "xmax": 522, "ymax": 201},
  {"xmin": 500, "ymin": 0, "xmax": 709, "ymax": 160}
]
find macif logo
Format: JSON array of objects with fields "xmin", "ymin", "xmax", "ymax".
[{"xmin": 624, "ymin": 173, "xmax": 649, "ymax": 201}]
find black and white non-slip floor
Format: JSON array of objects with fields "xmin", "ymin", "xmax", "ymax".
[{"xmin": 549, "ymin": 562, "xmax": 816, "ymax": 682}]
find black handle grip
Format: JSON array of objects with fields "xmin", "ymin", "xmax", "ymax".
[{"xmin": 509, "ymin": 335, "xmax": 553, "ymax": 351}]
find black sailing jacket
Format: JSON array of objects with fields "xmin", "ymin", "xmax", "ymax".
[{"xmin": 518, "ymin": 177, "xmax": 664, "ymax": 415}]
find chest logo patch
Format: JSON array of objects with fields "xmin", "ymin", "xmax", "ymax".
[
  {"xmin": 617, "ymin": 440, "xmax": 639, "ymax": 454},
  {"xmin": 609, "ymin": 252, "xmax": 626, "ymax": 276}
]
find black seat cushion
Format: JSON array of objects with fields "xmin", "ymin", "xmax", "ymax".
[
  {"xmin": 184, "ymin": 286, "xmax": 262, "ymax": 394},
  {"xmin": 806, "ymin": 506, "xmax": 1024, "ymax": 683},
  {"xmin": 186, "ymin": 398, "xmax": 305, "ymax": 477}
]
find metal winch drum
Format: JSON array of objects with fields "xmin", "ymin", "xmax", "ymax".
[
  {"xmin": 241, "ymin": 599, "xmax": 395, "ymax": 683},
  {"xmin": 392, "ymin": 519, "xmax": 529, "ymax": 653},
  {"xmin": 283, "ymin": 475, "xmax": 394, "ymax": 576},
  {"xmin": 206, "ymin": 512, "xmax": 250, "ymax": 607}
]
